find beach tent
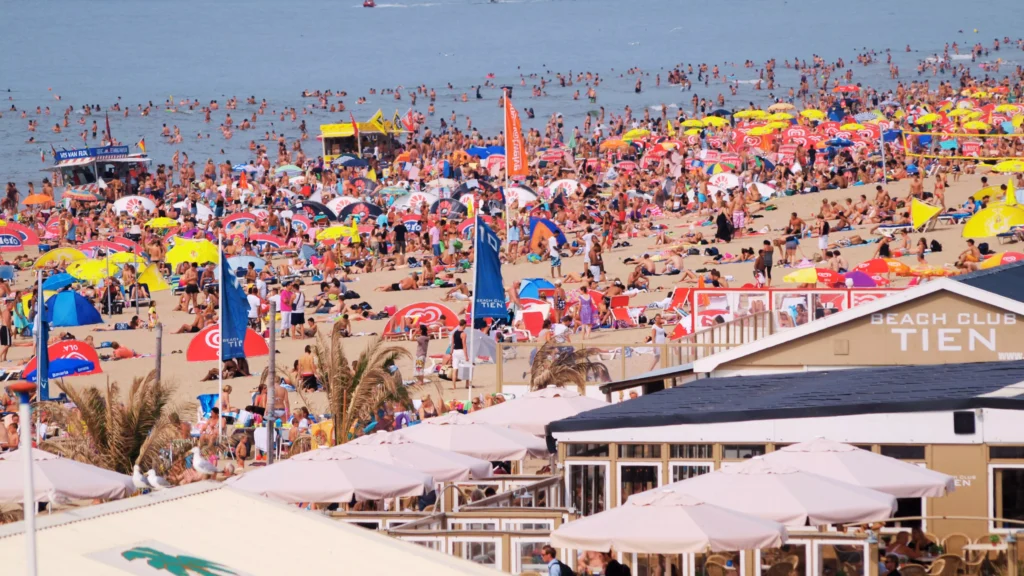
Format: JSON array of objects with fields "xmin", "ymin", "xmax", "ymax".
[
  {"xmin": 527, "ymin": 217, "xmax": 567, "ymax": 253},
  {"xmin": 44, "ymin": 292, "xmax": 102, "ymax": 327},
  {"xmin": 187, "ymin": 325, "xmax": 269, "ymax": 362},
  {"xmin": 137, "ymin": 265, "xmax": 170, "ymax": 292},
  {"xmin": 518, "ymin": 278, "xmax": 555, "ymax": 299},
  {"xmin": 382, "ymin": 302, "xmax": 460, "ymax": 337}
]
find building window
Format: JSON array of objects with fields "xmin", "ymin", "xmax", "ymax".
[
  {"xmin": 879, "ymin": 445, "xmax": 926, "ymax": 460},
  {"xmin": 618, "ymin": 444, "xmax": 662, "ymax": 459},
  {"xmin": 990, "ymin": 446, "xmax": 1024, "ymax": 460},
  {"xmin": 671, "ymin": 463, "xmax": 712, "ymax": 482},
  {"xmin": 566, "ymin": 443, "xmax": 609, "ymax": 458},
  {"xmin": 887, "ymin": 498, "xmax": 924, "ymax": 529},
  {"xmin": 991, "ymin": 465, "xmax": 1024, "ymax": 530},
  {"xmin": 568, "ymin": 463, "xmax": 607, "ymax": 517},
  {"xmin": 722, "ymin": 444, "xmax": 766, "ymax": 459},
  {"xmin": 670, "ymin": 443, "xmax": 714, "ymax": 459},
  {"xmin": 619, "ymin": 463, "xmax": 661, "ymax": 504}
]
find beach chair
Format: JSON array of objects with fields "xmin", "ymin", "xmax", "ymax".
[
  {"xmin": 611, "ymin": 307, "xmax": 637, "ymax": 328},
  {"xmin": 521, "ymin": 311, "xmax": 545, "ymax": 338},
  {"xmin": 196, "ymin": 393, "xmax": 219, "ymax": 419},
  {"xmin": 609, "ymin": 295, "xmax": 630, "ymax": 309}
]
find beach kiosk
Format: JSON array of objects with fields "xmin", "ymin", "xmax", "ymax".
[
  {"xmin": 44, "ymin": 145, "xmax": 151, "ymax": 188},
  {"xmin": 320, "ymin": 110, "xmax": 405, "ymax": 162}
]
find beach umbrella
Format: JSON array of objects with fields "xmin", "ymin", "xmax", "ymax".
[
  {"xmin": 316, "ymin": 225, "xmax": 359, "ymax": 241},
  {"xmin": 621, "ymin": 129, "xmax": 650, "ymax": 141},
  {"xmin": 914, "ymin": 113, "xmax": 939, "ymax": 125},
  {"xmin": 995, "ymin": 104, "xmax": 1021, "ymax": 113},
  {"xmin": 702, "ymin": 116, "xmax": 729, "ymax": 127},
  {"xmin": 23, "ymin": 358, "xmax": 96, "ymax": 383},
  {"xmin": 78, "ymin": 240, "xmax": 128, "ymax": 255},
  {"xmin": 67, "ymin": 259, "xmax": 120, "ymax": 282},
  {"xmin": 947, "ymin": 108, "xmax": 974, "ymax": 118},
  {"xmin": 300, "ymin": 200, "xmax": 338, "ymax": 221},
  {"xmin": 0, "ymin": 448, "xmax": 135, "ymax": 504},
  {"xmin": 767, "ymin": 112, "xmax": 794, "ymax": 121},
  {"xmin": 840, "ymin": 123, "xmax": 865, "ymax": 131},
  {"xmin": 854, "ymin": 112, "xmax": 880, "ymax": 122},
  {"xmin": 466, "ymin": 388, "xmax": 608, "ymax": 436},
  {"xmin": 762, "ymin": 439, "xmax": 954, "ymax": 498},
  {"xmin": 339, "ymin": 201, "xmax": 384, "ymax": 220},
  {"xmin": 227, "ymin": 255, "xmax": 267, "ymax": 272},
  {"xmin": 225, "ymin": 449, "xmax": 432, "ymax": 504},
  {"xmin": 980, "ymin": 251, "xmax": 1024, "ymax": 270},
  {"xmin": 656, "ymin": 457, "xmax": 896, "ymax": 527},
  {"xmin": 767, "ymin": 102, "xmax": 795, "ymax": 112},
  {"xmin": 552, "ymin": 490, "xmax": 787, "ymax": 554},
  {"xmin": 336, "ymin": 432, "xmax": 493, "ymax": 482},
  {"xmin": 843, "ymin": 270, "xmax": 878, "ymax": 288},
  {"xmin": 734, "ymin": 110, "xmax": 767, "ymax": 119},
  {"xmin": 112, "ymin": 195, "xmax": 157, "ymax": 214},
  {"xmin": 599, "ymin": 139, "xmax": 630, "ymax": 151},
  {"xmin": 800, "ymin": 109, "xmax": 826, "ymax": 120},
  {"xmin": 825, "ymin": 137, "xmax": 854, "ymax": 147},
  {"xmin": 853, "ymin": 258, "xmax": 910, "ymax": 276},
  {"xmin": 748, "ymin": 126, "xmax": 776, "ymax": 136},
  {"xmin": 232, "ymin": 163, "xmax": 258, "ymax": 173},
  {"xmin": 963, "ymin": 205, "xmax": 1024, "ymax": 238},
  {"xmin": 964, "ymin": 121, "xmax": 991, "ymax": 131},
  {"xmin": 145, "ymin": 217, "xmax": 179, "ymax": 229},
  {"xmin": 24, "ymin": 194, "xmax": 54, "ymax": 206},
  {"xmin": 338, "ymin": 157, "xmax": 368, "ymax": 168},
  {"xmin": 41, "ymin": 272, "xmax": 76, "ymax": 291},
  {"xmin": 782, "ymin": 267, "xmax": 842, "ymax": 285},
  {"xmin": 395, "ymin": 412, "xmax": 549, "ymax": 461},
  {"xmin": 274, "ymin": 164, "xmax": 302, "ymax": 175},
  {"xmin": 164, "ymin": 239, "xmax": 218, "ymax": 266},
  {"xmin": 679, "ymin": 119, "xmax": 705, "ymax": 128},
  {"xmin": 33, "ymin": 247, "xmax": 87, "ymax": 269},
  {"xmin": 992, "ymin": 160, "xmax": 1024, "ymax": 173},
  {"xmin": 108, "ymin": 252, "xmax": 148, "ymax": 265},
  {"xmin": 63, "ymin": 188, "xmax": 102, "ymax": 202}
]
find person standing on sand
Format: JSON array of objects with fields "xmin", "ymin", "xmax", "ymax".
[{"xmin": 0, "ymin": 300, "xmax": 12, "ymax": 362}]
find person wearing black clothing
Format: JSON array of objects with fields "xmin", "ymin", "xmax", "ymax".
[
  {"xmin": 450, "ymin": 319, "xmax": 468, "ymax": 390},
  {"xmin": 393, "ymin": 221, "xmax": 407, "ymax": 255},
  {"xmin": 603, "ymin": 552, "xmax": 633, "ymax": 576}
]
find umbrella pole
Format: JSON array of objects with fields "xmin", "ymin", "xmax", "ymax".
[
  {"xmin": 134, "ymin": 251, "xmax": 139, "ymax": 317},
  {"xmin": 468, "ymin": 215, "xmax": 478, "ymax": 409},
  {"xmin": 217, "ymin": 235, "xmax": 224, "ymax": 442},
  {"xmin": 105, "ymin": 251, "xmax": 111, "ymax": 320},
  {"xmin": 12, "ymin": 381, "xmax": 38, "ymax": 576}
]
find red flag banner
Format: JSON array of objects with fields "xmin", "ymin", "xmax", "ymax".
[{"xmin": 503, "ymin": 94, "xmax": 528, "ymax": 177}]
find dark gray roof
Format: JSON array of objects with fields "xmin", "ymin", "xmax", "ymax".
[
  {"xmin": 956, "ymin": 259, "xmax": 1024, "ymax": 303},
  {"xmin": 547, "ymin": 360, "xmax": 1024, "ymax": 437}
]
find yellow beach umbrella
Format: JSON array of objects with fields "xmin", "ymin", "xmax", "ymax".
[
  {"xmin": 947, "ymin": 109, "xmax": 974, "ymax": 118},
  {"xmin": 765, "ymin": 122, "xmax": 789, "ymax": 130},
  {"xmin": 164, "ymin": 239, "xmax": 218, "ymax": 266},
  {"xmin": 621, "ymin": 129, "xmax": 650, "ymax": 141},
  {"xmin": 800, "ymin": 109, "xmax": 826, "ymax": 120},
  {"xmin": 840, "ymin": 123, "xmax": 865, "ymax": 131},
  {"xmin": 980, "ymin": 252, "xmax": 1024, "ymax": 270},
  {"xmin": 316, "ymin": 225, "xmax": 360, "ymax": 241},
  {"xmin": 992, "ymin": 160, "xmax": 1024, "ymax": 173},
  {"xmin": 767, "ymin": 112, "xmax": 794, "ymax": 121},
  {"xmin": 67, "ymin": 259, "xmax": 120, "ymax": 283},
  {"xmin": 962, "ymin": 205, "xmax": 1024, "ymax": 238},
  {"xmin": 680, "ymin": 119, "xmax": 705, "ymax": 128},
  {"xmin": 1013, "ymin": 115, "xmax": 1024, "ymax": 128},
  {"xmin": 748, "ymin": 126, "xmax": 776, "ymax": 136},
  {"xmin": 108, "ymin": 252, "xmax": 148, "ymax": 265},
  {"xmin": 964, "ymin": 121, "xmax": 991, "ymax": 130},
  {"xmin": 146, "ymin": 217, "xmax": 180, "ymax": 229},
  {"xmin": 33, "ymin": 247, "xmax": 87, "ymax": 269},
  {"xmin": 971, "ymin": 186, "xmax": 1001, "ymax": 201},
  {"xmin": 734, "ymin": 110, "xmax": 767, "ymax": 119},
  {"xmin": 683, "ymin": 128, "xmax": 702, "ymax": 136},
  {"xmin": 972, "ymin": 91, "xmax": 989, "ymax": 98},
  {"xmin": 995, "ymin": 104, "xmax": 1019, "ymax": 113},
  {"xmin": 702, "ymin": 116, "xmax": 729, "ymax": 127},
  {"xmin": 138, "ymin": 265, "xmax": 170, "ymax": 292},
  {"xmin": 911, "ymin": 199, "xmax": 942, "ymax": 230},
  {"xmin": 915, "ymin": 113, "xmax": 940, "ymax": 125}
]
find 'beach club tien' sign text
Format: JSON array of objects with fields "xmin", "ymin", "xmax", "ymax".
[{"xmin": 872, "ymin": 311, "xmax": 1019, "ymax": 357}]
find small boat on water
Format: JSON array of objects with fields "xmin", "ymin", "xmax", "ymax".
[{"xmin": 363, "ymin": 0, "xmax": 375, "ymax": 6}]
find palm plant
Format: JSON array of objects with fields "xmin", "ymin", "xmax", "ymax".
[
  {"xmin": 529, "ymin": 342, "xmax": 609, "ymax": 394},
  {"xmin": 312, "ymin": 328, "xmax": 413, "ymax": 445},
  {"xmin": 38, "ymin": 370, "xmax": 189, "ymax": 475}
]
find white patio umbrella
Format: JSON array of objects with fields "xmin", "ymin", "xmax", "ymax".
[
  {"xmin": 395, "ymin": 412, "xmax": 549, "ymax": 461},
  {"xmin": 552, "ymin": 490, "xmax": 788, "ymax": 554},
  {"xmin": 0, "ymin": 448, "xmax": 135, "ymax": 503},
  {"xmin": 466, "ymin": 388, "xmax": 608, "ymax": 436},
  {"xmin": 761, "ymin": 438, "xmax": 955, "ymax": 498},
  {"xmin": 225, "ymin": 449, "xmax": 432, "ymax": 503},
  {"xmin": 654, "ymin": 457, "xmax": 897, "ymax": 527},
  {"xmin": 336, "ymin": 431, "xmax": 493, "ymax": 482}
]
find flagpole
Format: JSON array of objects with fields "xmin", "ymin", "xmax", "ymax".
[
  {"xmin": 468, "ymin": 214, "xmax": 479, "ymax": 408},
  {"xmin": 36, "ymin": 271, "xmax": 47, "ymax": 402},
  {"xmin": 503, "ymin": 91, "xmax": 511, "ymax": 229},
  {"xmin": 217, "ymin": 234, "xmax": 224, "ymax": 440}
]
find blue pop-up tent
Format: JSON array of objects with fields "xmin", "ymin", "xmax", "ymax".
[
  {"xmin": 45, "ymin": 291, "xmax": 102, "ymax": 327},
  {"xmin": 518, "ymin": 278, "xmax": 556, "ymax": 299}
]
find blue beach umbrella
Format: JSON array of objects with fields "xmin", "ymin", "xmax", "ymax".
[{"xmin": 42, "ymin": 273, "xmax": 76, "ymax": 291}]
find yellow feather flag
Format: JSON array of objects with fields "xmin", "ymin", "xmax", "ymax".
[
  {"xmin": 666, "ymin": 119, "xmax": 676, "ymax": 137},
  {"xmin": 911, "ymin": 199, "xmax": 942, "ymax": 230}
]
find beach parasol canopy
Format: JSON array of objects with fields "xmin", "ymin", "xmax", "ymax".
[
  {"xmin": 761, "ymin": 439, "xmax": 954, "ymax": 498},
  {"xmin": 800, "ymin": 109, "xmax": 826, "ymax": 120},
  {"xmin": 465, "ymin": 388, "xmax": 609, "ymax": 436},
  {"xmin": 655, "ymin": 457, "xmax": 897, "ymax": 527},
  {"xmin": 551, "ymin": 490, "xmax": 788, "ymax": 554},
  {"xmin": 33, "ymin": 247, "xmax": 87, "ymax": 269},
  {"xmin": 395, "ymin": 412, "xmax": 549, "ymax": 461},
  {"xmin": 24, "ymin": 193, "xmax": 55, "ymax": 206},
  {"xmin": 992, "ymin": 160, "xmax": 1024, "ymax": 173},
  {"xmin": 853, "ymin": 258, "xmax": 910, "ymax": 276},
  {"xmin": 145, "ymin": 217, "xmax": 179, "ymax": 229},
  {"xmin": 702, "ymin": 116, "xmax": 729, "ymax": 127},
  {"xmin": 843, "ymin": 270, "xmax": 878, "ymax": 288},
  {"xmin": 164, "ymin": 239, "xmax": 219, "ymax": 266},
  {"xmin": 980, "ymin": 251, "xmax": 1024, "ymax": 270},
  {"xmin": 66, "ymin": 259, "xmax": 120, "ymax": 283},
  {"xmin": 768, "ymin": 102, "xmax": 795, "ymax": 112},
  {"xmin": 964, "ymin": 121, "xmax": 991, "ymax": 131},
  {"xmin": 914, "ymin": 113, "xmax": 939, "ymax": 125},
  {"xmin": 336, "ymin": 432, "xmax": 493, "ymax": 482},
  {"xmin": 680, "ymin": 119, "xmax": 705, "ymax": 128},
  {"xmin": 274, "ymin": 164, "xmax": 302, "ymax": 175},
  {"xmin": 225, "ymin": 449, "xmax": 433, "ymax": 503},
  {"xmin": 0, "ymin": 448, "xmax": 135, "ymax": 503},
  {"xmin": 782, "ymin": 268, "xmax": 843, "ymax": 285},
  {"xmin": 962, "ymin": 205, "xmax": 1024, "ymax": 238}
]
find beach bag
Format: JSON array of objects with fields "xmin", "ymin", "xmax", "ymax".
[
  {"xmin": 687, "ymin": 248, "xmax": 700, "ymax": 256},
  {"xmin": 556, "ymin": 561, "xmax": 577, "ymax": 576},
  {"xmin": 703, "ymin": 247, "xmax": 719, "ymax": 257},
  {"xmin": 930, "ymin": 240, "xmax": 943, "ymax": 253},
  {"xmin": 978, "ymin": 242, "xmax": 991, "ymax": 255}
]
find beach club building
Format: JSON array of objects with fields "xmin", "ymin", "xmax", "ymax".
[{"xmin": 551, "ymin": 270, "xmax": 1024, "ymax": 545}]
